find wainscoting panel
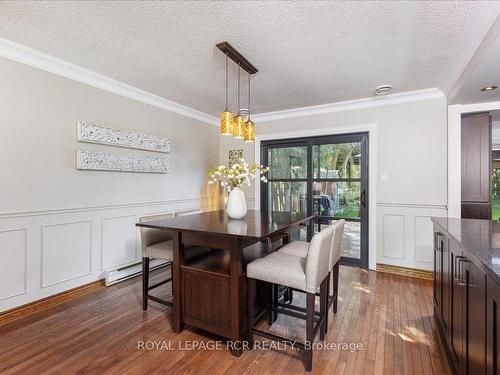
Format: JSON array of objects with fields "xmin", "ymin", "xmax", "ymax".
[
  {"xmin": 101, "ymin": 215, "xmax": 138, "ymax": 271},
  {"xmin": 0, "ymin": 229, "xmax": 27, "ymax": 300},
  {"xmin": 377, "ymin": 204, "xmax": 447, "ymax": 271},
  {"xmin": 0, "ymin": 198, "xmax": 201, "ymax": 312},
  {"xmin": 382, "ymin": 214, "xmax": 405, "ymax": 259},
  {"xmin": 415, "ymin": 216, "xmax": 434, "ymax": 263},
  {"xmin": 41, "ymin": 221, "xmax": 92, "ymax": 288}
]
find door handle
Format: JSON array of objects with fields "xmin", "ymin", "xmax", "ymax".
[
  {"xmin": 434, "ymin": 233, "xmax": 442, "ymax": 252},
  {"xmin": 457, "ymin": 257, "xmax": 470, "ymax": 287},
  {"xmin": 455, "ymin": 256, "xmax": 468, "ymax": 286},
  {"xmin": 454, "ymin": 255, "xmax": 465, "ymax": 281},
  {"xmin": 360, "ymin": 190, "xmax": 366, "ymax": 208}
]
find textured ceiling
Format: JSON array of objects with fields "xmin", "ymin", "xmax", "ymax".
[
  {"xmin": 0, "ymin": 1, "xmax": 479, "ymax": 116},
  {"xmin": 452, "ymin": 33, "xmax": 500, "ymax": 105}
]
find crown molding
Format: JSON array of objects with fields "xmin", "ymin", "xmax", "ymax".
[
  {"xmin": 0, "ymin": 38, "xmax": 446, "ymax": 127},
  {"xmin": 252, "ymin": 88, "xmax": 445, "ymax": 123},
  {"xmin": 459, "ymin": 100, "xmax": 500, "ymax": 113},
  {"xmin": 0, "ymin": 38, "xmax": 219, "ymax": 126}
]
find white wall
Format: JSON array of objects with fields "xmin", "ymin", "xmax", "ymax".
[
  {"xmin": 0, "ymin": 57, "xmax": 219, "ymax": 311},
  {"xmin": 221, "ymin": 96, "xmax": 448, "ymax": 271}
]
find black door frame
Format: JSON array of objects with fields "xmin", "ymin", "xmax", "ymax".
[{"xmin": 260, "ymin": 132, "xmax": 369, "ymax": 268}]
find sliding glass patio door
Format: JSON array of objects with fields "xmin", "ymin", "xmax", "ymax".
[{"xmin": 261, "ymin": 133, "xmax": 368, "ymax": 267}]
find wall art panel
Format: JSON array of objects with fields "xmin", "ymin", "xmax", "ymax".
[
  {"xmin": 77, "ymin": 121, "xmax": 171, "ymax": 153},
  {"xmin": 76, "ymin": 150, "xmax": 170, "ymax": 173}
]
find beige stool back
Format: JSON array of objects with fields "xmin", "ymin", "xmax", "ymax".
[
  {"xmin": 139, "ymin": 213, "xmax": 174, "ymax": 258},
  {"xmin": 328, "ymin": 219, "xmax": 345, "ymax": 270},
  {"xmin": 305, "ymin": 227, "xmax": 335, "ymax": 293}
]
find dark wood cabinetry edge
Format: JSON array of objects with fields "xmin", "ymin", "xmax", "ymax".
[
  {"xmin": 433, "ymin": 221, "xmax": 500, "ymax": 288},
  {"xmin": 434, "ymin": 314, "xmax": 456, "ymax": 375}
]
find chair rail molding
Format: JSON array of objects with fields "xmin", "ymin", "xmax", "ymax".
[{"xmin": 0, "ymin": 197, "xmax": 202, "ymax": 312}]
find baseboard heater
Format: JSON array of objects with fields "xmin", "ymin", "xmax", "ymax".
[{"xmin": 105, "ymin": 259, "xmax": 169, "ymax": 286}]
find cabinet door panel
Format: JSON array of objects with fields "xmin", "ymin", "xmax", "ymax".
[
  {"xmin": 442, "ymin": 236, "xmax": 451, "ymax": 337},
  {"xmin": 487, "ymin": 278, "xmax": 500, "ymax": 375},
  {"xmin": 450, "ymin": 243, "xmax": 465, "ymax": 374},
  {"xmin": 434, "ymin": 231, "xmax": 443, "ymax": 318},
  {"xmin": 461, "ymin": 112, "xmax": 491, "ymax": 203},
  {"xmin": 465, "ymin": 259, "xmax": 486, "ymax": 375}
]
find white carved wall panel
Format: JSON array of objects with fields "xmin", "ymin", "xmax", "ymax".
[
  {"xmin": 77, "ymin": 121, "xmax": 171, "ymax": 153},
  {"xmin": 76, "ymin": 150, "xmax": 170, "ymax": 173}
]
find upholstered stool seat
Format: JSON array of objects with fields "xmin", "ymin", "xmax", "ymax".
[
  {"xmin": 277, "ymin": 240, "xmax": 308, "ymax": 258},
  {"xmin": 272, "ymin": 220, "xmax": 345, "ymax": 337},
  {"xmin": 144, "ymin": 240, "xmax": 203, "ymax": 262},
  {"xmin": 139, "ymin": 213, "xmax": 211, "ymax": 311},
  {"xmin": 144, "ymin": 240, "xmax": 174, "ymax": 261},
  {"xmin": 247, "ymin": 252, "xmax": 306, "ymax": 291},
  {"xmin": 247, "ymin": 226, "xmax": 334, "ymax": 372}
]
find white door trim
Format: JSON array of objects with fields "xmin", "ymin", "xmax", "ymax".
[
  {"xmin": 448, "ymin": 101, "xmax": 500, "ymax": 218},
  {"xmin": 254, "ymin": 123, "xmax": 377, "ymax": 270}
]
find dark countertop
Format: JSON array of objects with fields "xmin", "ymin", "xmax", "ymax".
[
  {"xmin": 432, "ymin": 217, "xmax": 500, "ymax": 283},
  {"xmin": 136, "ymin": 209, "xmax": 315, "ymax": 241}
]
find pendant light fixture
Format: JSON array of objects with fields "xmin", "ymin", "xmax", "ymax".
[
  {"xmin": 220, "ymin": 53, "xmax": 233, "ymax": 136},
  {"xmin": 244, "ymin": 71, "xmax": 255, "ymax": 143},
  {"xmin": 232, "ymin": 63, "xmax": 245, "ymax": 139},
  {"xmin": 216, "ymin": 42, "xmax": 258, "ymax": 141}
]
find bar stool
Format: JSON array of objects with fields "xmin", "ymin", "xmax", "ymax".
[
  {"xmin": 139, "ymin": 214, "xmax": 176, "ymax": 310},
  {"xmin": 277, "ymin": 219, "xmax": 345, "ymax": 332},
  {"xmin": 139, "ymin": 213, "xmax": 209, "ymax": 310},
  {"xmin": 246, "ymin": 227, "xmax": 334, "ymax": 372}
]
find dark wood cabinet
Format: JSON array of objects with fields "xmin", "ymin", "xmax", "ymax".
[
  {"xmin": 487, "ymin": 278, "xmax": 500, "ymax": 375},
  {"xmin": 462, "ymin": 203, "xmax": 491, "ymax": 220},
  {"xmin": 434, "ymin": 224, "xmax": 489, "ymax": 375},
  {"xmin": 450, "ymin": 241, "xmax": 465, "ymax": 374},
  {"xmin": 434, "ymin": 231, "xmax": 451, "ymax": 339},
  {"xmin": 461, "ymin": 112, "xmax": 492, "ymax": 219},
  {"xmin": 464, "ymin": 258, "xmax": 486, "ymax": 375}
]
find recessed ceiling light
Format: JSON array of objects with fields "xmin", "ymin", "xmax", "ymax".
[
  {"xmin": 481, "ymin": 85, "xmax": 498, "ymax": 92},
  {"xmin": 375, "ymin": 84, "xmax": 392, "ymax": 96}
]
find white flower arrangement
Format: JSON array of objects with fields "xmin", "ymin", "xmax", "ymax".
[{"xmin": 208, "ymin": 158, "xmax": 269, "ymax": 189}]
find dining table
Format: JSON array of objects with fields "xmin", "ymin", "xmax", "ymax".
[{"xmin": 136, "ymin": 209, "xmax": 315, "ymax": 356}]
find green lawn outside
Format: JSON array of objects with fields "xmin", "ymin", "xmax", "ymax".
[
  {"xmin": 493, "ymin": 199, "xmax": 500, "ymax": 221},
  {"xmin": 333, "ymin": 203, "xmax": 360, "ymax": 219}
]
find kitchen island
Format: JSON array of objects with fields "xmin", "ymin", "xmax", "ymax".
[{"xmin": 432, "ymin": 217, "xmax": 500, "ymax": 375}]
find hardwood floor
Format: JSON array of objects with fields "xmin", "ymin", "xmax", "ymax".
[{"xmin": 0, "ymin": 266, "xmax": 450, "ymax": 375}]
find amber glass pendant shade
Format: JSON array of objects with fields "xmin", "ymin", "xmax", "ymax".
[
  {"xmin": 244, "ymin": 120, "xmax": 255, "ymax": 142},
  {"xmin": 220, "ymin": 110, "xmax": 233, "ymax": 136},
  {"xmin": 233, "ymin": 115, "xmax": 245, "ymax": 139}
]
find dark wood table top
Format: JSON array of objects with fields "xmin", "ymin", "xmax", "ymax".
[{"xmin": 136, "ymin": 209, "xmax": 315, "ymax": 240}]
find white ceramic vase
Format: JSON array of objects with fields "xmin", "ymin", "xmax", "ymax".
[{"xmin": 226, "ymin": 187, "xmax": 247, "ymax": 219}]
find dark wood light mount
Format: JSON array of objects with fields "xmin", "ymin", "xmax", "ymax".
[{"xmin": 216, "ymin": 41, "xmax": 258, "ymax": 74}]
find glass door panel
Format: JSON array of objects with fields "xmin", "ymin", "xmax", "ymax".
[
  {"xmin": 269, "ymin": 181, "xmax": 307, "ymax": 213},
  {"xmin": 313, "ymin": 143, "xmax": 361, "ymax": 179},
  {"xmin": 268, "ymin": 146, "xmax": 307, "ymax": 179},
  {"xmin": 261, "ymin": 133, "xmax": 368, "ymax": 267},
  {"xmin": 312, "ymin": 181, "xmax": 361, "ymax": 219}
]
